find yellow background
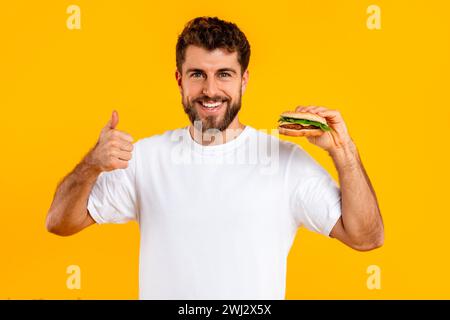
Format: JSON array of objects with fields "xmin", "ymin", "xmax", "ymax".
[{"xmin": 1, "ymin": 0, "xmax": 449, "ymax": 299}]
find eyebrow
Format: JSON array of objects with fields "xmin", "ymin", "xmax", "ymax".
[{"xmin": 186, "ymin": 68, "xmax": 238, "ymax": 74}]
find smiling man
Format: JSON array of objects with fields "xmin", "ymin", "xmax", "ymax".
[
  {"xmin": 46, "ymin": 16, "xmax": 384, "ymax": 299},
  {"xmin": 179, "ymin": 46, "xmax": 245, "ymax": 133},
  {"xmin": 175, "ymin": 18, "xmax": 250, "ymax": 144}
]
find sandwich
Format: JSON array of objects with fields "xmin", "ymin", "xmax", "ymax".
[{"xmin": 278, "ymin": 111, "xmax": 331, "ymax": 137}]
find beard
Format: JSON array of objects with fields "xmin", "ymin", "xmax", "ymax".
[{"xmin": 182, "ymin": 90, "xmax": 242, "ymax": 133}]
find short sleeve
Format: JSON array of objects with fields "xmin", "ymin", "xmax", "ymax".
[
  {"xmin": 288, "ymin": 145, "xmax": 342, "ymax": 237},
  {"xmin": 87, "ymin": 145, "xmax": 138, "ymax": 224}
]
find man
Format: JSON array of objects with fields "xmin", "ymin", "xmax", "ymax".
[{"xmin": 46, "ymin": 16, "xmax": 384, "ymax": 299}]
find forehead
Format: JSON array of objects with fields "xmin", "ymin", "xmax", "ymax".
[{"xmin": 183, "ymin": 45, "xmax": 240, "ymax": 72}]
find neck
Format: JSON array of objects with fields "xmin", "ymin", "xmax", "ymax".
[{"xmin": 189, "ymin": 117, "xmax": 246, "ymax": 146}]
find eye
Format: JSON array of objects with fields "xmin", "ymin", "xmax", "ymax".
[
  {"xmin": 219, "ymin": 72, "xmax": 231, "ymax": 78},
  {"xmin": 191, "ymin": 72, "xmax": 204, "ymax": 78}
]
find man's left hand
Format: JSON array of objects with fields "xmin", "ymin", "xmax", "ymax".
[{"xmin": 295, "ymin": 105, "xmax": 353, "ymax": 153}]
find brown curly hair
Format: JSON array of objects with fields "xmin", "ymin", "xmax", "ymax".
[{"xmin": 176, "ymin": 16, "xmax": 251, "ymax": 75}]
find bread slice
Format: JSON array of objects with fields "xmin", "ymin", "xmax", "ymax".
[
  {"xmin": 278, "ymin": 127, "xmax": 324, "ymax": 137},
  {"xmin": 280, "ymin": 111, "xmax": 327, "ymax": 126}
]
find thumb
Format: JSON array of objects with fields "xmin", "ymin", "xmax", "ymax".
[{"xmin": 106, "ymin": 110, "xmax": 119, "ymax": 130}]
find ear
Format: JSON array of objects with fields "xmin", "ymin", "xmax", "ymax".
[
  {"xmin": 175, "ymin": 69, "xmax": 182, "ymax": 93},
  {"xmin": 241, "ymin": 69, "xmax": 249, "ymax": 94}
]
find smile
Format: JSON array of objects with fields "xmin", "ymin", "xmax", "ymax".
[{"xmin": 197, "ymin": 100, "xmax": 226, "ymax": 113}]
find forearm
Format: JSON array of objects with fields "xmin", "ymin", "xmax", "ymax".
[
  {"xmin": 329, "ymin": 140, "xmax": 384, "ymax": 245},
  {"xmin": 46, "ymin": 149, "xmax": 101, "ymax": 236}
]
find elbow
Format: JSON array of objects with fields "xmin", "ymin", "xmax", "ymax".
[
  {"xmin": 351, "ymin": 237, "xmax": 384, "ymax": 252},
  {"xmin": 348, "ymin": 227, "xmax": 384, "ymax": 252},
  {"xmin": 45, "ymin": 215, "xmax": 63, "ymax": 236},
  {"xmin": 351, "ymin": 233, "xmax": 384, "ymax": 252},
  {"xmin": 347, "ymin": 215, "xmax": 385, "ymax": 252},
  {"xmin": 46, "ymin": 212, "xmax": 73, "ymax": 237}
]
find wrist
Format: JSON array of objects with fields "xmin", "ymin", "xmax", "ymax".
[
  {"xmin": 79, "ymin": 149, "xmax": 103, "ymax": 180},
  {"xmin": 328, "ymin": 138, "xmax": 359, "ymax": 170}
]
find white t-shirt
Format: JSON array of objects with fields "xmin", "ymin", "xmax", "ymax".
[{"xmin": 87, "ymin": 125, "xmax": 341, "ymax": 299}]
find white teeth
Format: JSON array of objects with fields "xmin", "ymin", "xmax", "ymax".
[{"xmin": 201, "ymin": 101, "xmax": 222, "ymax": 108}]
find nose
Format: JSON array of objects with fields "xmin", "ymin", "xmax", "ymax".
[{"xmin": 202, "ymin": 77, "xmax": 220, "ymax": 97}]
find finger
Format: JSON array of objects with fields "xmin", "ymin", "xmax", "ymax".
[
  {"xmin": 111, "ymin": 158, "xmax": 129, "ymax": 170},
  {"xmin": 110, "ymin": 140, "xmax": 134, "ymax": 152},
  {"xmin": 317, "ymin": 109, "xmax": 340, "ymax": 118},
  {"xmin": 112, "ymin": 149, "xmax": 132, "ymax": 161},
  {"xmin": 302, "ymin": 105, "xmax": 319, "ymax": 113},
  {"xmin": 119, "ymin": 141, "xmax": 134, "ymax": 152},
  {"xmin": 295, "ymin": 105, "xmax": 315, "ymax": 113},
  {"xmin": 308, "ymin": 106, "xmax": 328, "ymax": 114},
  {"xmin": 295, "ymin": 105, "xmax": 308, "ymax": 112},
  {"xmin": 104, "ymin": 110, "xmax": 118, "ymax": 130},
  {"xmin": 109, "ymin": 129, "xmax": 134, "ymax": 143},
  {"xmin": 110, "ymin": 110, "xmax": 119, "ymax": 129}
]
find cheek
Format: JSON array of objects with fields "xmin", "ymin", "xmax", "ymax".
[
  {"xmin": 224, "ymin": 83, "xmax": 241, "ymax": 100},
  {"xmin": 182, "ymin": 82, "xmax": 203, "ymax": 100}
]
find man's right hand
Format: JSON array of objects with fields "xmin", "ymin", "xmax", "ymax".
[{"xmin": 86, "ymin": 110, "xmax": 135, "ymax": 172}]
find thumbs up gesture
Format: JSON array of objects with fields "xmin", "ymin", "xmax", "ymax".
[{"xmin": 88, "ymin": 110, "xmax": 134, "ymax": 172}]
